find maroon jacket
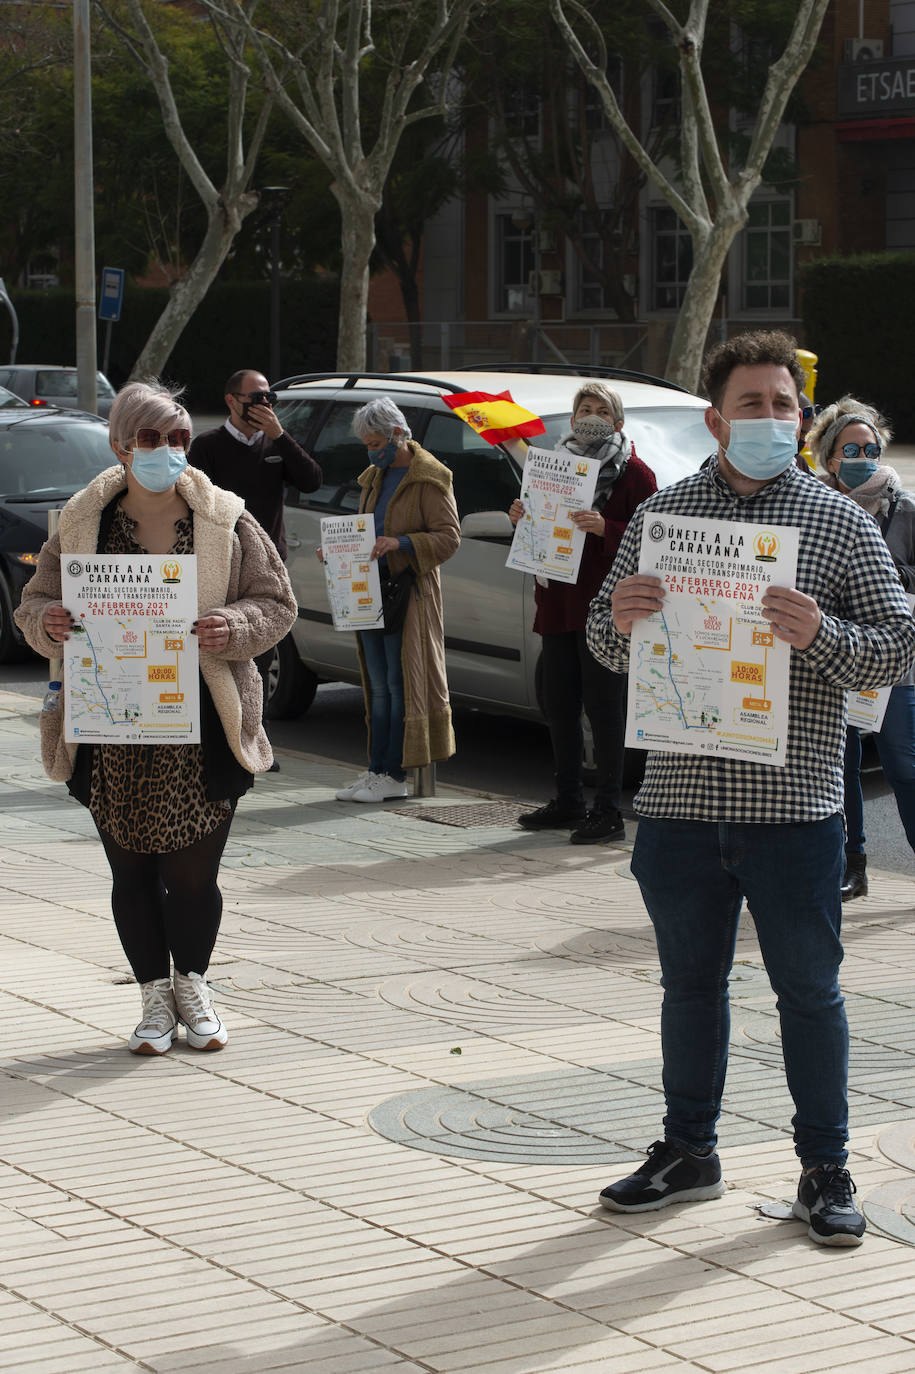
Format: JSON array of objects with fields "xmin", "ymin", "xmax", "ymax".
[{"xmin": 533, "ymin": 451, "xmax": 657, "ymax": 635}]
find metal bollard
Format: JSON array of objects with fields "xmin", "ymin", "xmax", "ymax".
[{"xmin": 412, "ymin": 764, "xmax": 436, "ymax": 797}]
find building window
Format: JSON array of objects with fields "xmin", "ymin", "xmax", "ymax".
[
  {"xmin": 651, "ymin": 207, "xmax": 692, "ymax": 309},
  {"xmin": 497, "ymin": 213, "xmax": 534, "ymax": 314},
  {"xmin": 743, "ymin": 200, "xmax": 791, "ymax": 310}
]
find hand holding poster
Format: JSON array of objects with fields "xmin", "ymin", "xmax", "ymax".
[
  {"xmin": 61, "ymin": 554, "xmax": 199, "ymax": 743},
  {"xmin": 626, "ymin": 516, "xmax": 799, "ymax": 765},
  {"xmin": 321, "ymin": 513, "xmax": 383, "ymax": 630},
  {"xmin": 506, "ymin": 447, "xmax": 598, "ymax": 584}
]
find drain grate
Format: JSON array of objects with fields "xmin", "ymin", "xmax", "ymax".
[{"xmin": 389, "ymin": 801, "xmax": 527, "ymax": 828}]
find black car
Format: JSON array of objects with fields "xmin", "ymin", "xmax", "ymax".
[{"xmin": 0, "ymin": 387, "xmax": 114, "ymax": 659}]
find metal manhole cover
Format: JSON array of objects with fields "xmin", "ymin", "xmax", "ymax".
[{"xmin": 389, "ymin": 801, "xmax": 527, "ymax": 828}]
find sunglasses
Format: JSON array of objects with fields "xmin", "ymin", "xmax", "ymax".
[
  {"xmin": 801, "ymin": 404, "xmax": 822, "ymax": 420},
  {"xmin": 842, "ymin": 441, "xmax": 881, "ymax": 461},
  {"xmin": 233, "ymin": 389, "xmax": 278, "ymax": 406},
  {"xmin": 135, "ymin": 427, "xmax": 191, "ymax": 450}
]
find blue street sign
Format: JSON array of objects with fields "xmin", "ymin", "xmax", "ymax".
[{"xmin": 98, "ymin": 267, "xmax": 125, "ymax": 322}]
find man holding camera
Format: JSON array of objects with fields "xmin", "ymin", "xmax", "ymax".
[{"xmin": 188, "ymin": 369, "xmax": 321, "ymax": 561}]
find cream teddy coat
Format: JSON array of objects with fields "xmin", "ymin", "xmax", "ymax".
[{"xmin": 14, "ymin": 464, "xmax": 297, "ymax": 781}]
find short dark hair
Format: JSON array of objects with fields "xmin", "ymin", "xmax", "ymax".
[
  {"xmin": 701, "ymin": 331, "xmax": 805, "ymax": 410},
  {"xmin": 224, "ymin": 368, "xmax": 259, "ymax": 396}
]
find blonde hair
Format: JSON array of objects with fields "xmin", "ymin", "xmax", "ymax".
[
  {"xmin": 109, "ymin": 380, "xmax": 190, "ymax": 452},
  {"xmin": 807, "ymin": 395, "xmax": 891, "ymax": 473},
  {"xmin": 571, "ymin": 381, "xmax": 624, "ymax": 425}
]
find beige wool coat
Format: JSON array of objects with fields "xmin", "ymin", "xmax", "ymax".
[
  {"xmin": 357, "ymin": 443, "xmax": 461, "ymax": 768},
  {"xmin": 14, "ymin": 464, "xmax": 297, "ymax": 781}
]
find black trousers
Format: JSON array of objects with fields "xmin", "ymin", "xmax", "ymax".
[
  {"xmin": 96, "ymin": 810, "xmax": 235, "ymax": 983},
  {"xmin": 539, "ymin": 630, "xmax": 626, "ymax": 813}
]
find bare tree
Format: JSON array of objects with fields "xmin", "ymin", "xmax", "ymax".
[
  {"xmin": 201, "ymin": 0, "xmax": 480, "ymax": 371},
  {"xmin": 550, "ymin": 0, "xmax": 829, "ymax": 389},
  {"xmin": 94, "ymin": 0, "xmax": 275, "ymax": 380}
]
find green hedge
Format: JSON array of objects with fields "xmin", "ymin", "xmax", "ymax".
[
  {"xmin": 0, "ymin": 278, "xmax": 339, "ymax": 412},
  {"xmin": 800, "ymin": 252, "xmax": 915, "ymax": 440}
]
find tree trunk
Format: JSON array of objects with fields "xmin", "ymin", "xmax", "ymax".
[
  {"xmin": 334, "ymin": 186, "xmax": 379, "ymax": 372},
  {"xmin": 664, "ymin": 216, "xmax": 744, "ymax": 392},
  {"xmin": 129, "ymin": 194, "xmax": 256, "ymax": 381}
]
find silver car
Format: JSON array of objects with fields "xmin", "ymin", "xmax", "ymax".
[
  {"xmin": 268, "ymin": 368, "xmax": 712, "ymax": 721},
  {"xmin": 0, "ymin": 365, "xmax": 115, "ymax": 418}
]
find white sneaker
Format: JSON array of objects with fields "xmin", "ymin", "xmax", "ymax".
[
  {"xmin": 174, "ymin": 971, "xmax": 228, "ymax": 1050},
  {"xmin": 335, "ymin": 770, "xmax": 374, "ymax": 801},
  {"xmin": 351, "ymin": 772, "xmax": 409, "ymax": 803},
  {"xmin": 128, "ymin": 978, "xmax": 178, "ymax": 1055}
]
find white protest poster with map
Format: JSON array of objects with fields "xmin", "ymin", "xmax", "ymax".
[
  {"xmin": 320, "ymin": 513, "xmax": 382, "ymax": 630},
  {"xmin": 626, "ymin": 515, "xmax": 799, "ymax": 765},
  {"xmin": 506, "ymin": 448, "xmax": 599, "ymax": 584},
  {"xmin": 61, "ymin": 554, "xmax": 199, "ymax": 744}
]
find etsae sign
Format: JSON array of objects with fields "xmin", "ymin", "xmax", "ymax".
[{"xmin": 98, "ymin": 267, "xmax": 125, "ymax": 323}]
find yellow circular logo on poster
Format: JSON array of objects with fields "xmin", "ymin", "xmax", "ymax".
[
  {"xmin": 161, "ymin": 560, "xmax": 182, "ymax": 583},
  {"xmin": 754, "ymin": 531, "xmax": 780, "ymax": 563}
]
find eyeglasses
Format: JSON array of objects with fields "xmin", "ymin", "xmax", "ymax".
[
  {"xmin": 801, "ymin": 404, "xmax": 822, "ymax": 420},
  {"xmin": 232, "ymin": 389, "xmax": 277, "ymax": 406},
  {"xmin": 842, "ymin": 441, "xmax": 881, "ymax": 461},
  {"xmin": 135, "ymin": 427, "xmax": 191, "ymax": 450}
]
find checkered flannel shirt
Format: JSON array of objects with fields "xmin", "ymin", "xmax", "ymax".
[{"xmin": 586, "ymin": 456, "xmax": 915, "ymax": 823}]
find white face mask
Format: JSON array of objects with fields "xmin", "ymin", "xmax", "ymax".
[
  {"xmin": 572, "ymin": 414, "xmax": 616, "ymax": 444},
  {"xmin": 130, "ymin": 444, "xmax": 188, "ymax": 492}
]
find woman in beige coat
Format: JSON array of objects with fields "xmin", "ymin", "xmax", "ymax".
[
  {"xmin": 330, "ymin": 397, "xmax": 460, "ymax": 803},
  {"xmin": 15, "ymin": 381, "xmax": 297, "ymax": 1056}
]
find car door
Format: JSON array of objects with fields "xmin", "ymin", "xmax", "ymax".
[{"xmin": 420, "ymin": 412, "xmax": 537, "ymax": 711}]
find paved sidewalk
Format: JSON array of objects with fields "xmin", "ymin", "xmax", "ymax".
[{"xmin": 1, "ymin": 687, "xmax": 915, "ymax": 1374}]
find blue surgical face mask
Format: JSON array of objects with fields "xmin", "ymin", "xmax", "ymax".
[
  {"xmin": 130, "ymin": 444, "xmax": 188, "ymax": 492},
  {"xmin": 722, "ymin": 417, "xmax": 798, "ymax": 480},
  {"xmin": 369, "ymin": 439, "xmax": 399, "ymax": 469},
  {"xmin": 838, "ymin": 457, "xmax": 879, "ymax": 489}
]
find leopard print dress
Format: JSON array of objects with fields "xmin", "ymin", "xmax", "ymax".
[{"xmin": 88, "ymin": 505, "xmax": 231, "ymax": 853}]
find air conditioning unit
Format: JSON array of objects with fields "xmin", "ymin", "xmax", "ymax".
[
  {"xmin": 844, "ymin": 38, "xmax": 884, "ymax": 62},
  {"xmin": 793, "ymin": 219, "xmax": 822, "ymax": 246},
  {"xmin": 528, "ymin": 269, "xmax": 564, "ymax": 295}
]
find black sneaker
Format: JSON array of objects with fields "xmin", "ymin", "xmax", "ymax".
[
  {"xmin": 518, "ymin": 798, "xmax": 586, "ymax": 831},
  {"xmin": 792, "ymin": 1164, "xmax": 866, "ymax": 1246},
  {"xmin": 570, "ymin": 808, "xmax": 626, "ymax": 844},
  {"xmin": 599, "ymin": 1139, "xmax": 726, "ymax": 1213}
]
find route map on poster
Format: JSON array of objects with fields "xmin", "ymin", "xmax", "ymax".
[
  {"xmin": 321, "ymin": 513, "xmax": 382, "ymax": 630},
  {"xmin": 506, "ymin": 447, "xmax": 598, "ymax": 584},
  {"xmin": 61, "ymin": 554, "xmax": 199, "ymax": 744},
  {"xmin": 625, "ymin": 515, "xmax": 799, "ymax": 765}
]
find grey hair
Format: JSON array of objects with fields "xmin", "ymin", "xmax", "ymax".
[
  {"xmin": 109, "ymin": 379, "xmax": 191, "ymax": 451},
  {"xmin": 571, "ymin": 381, "xmax": 624, "ymax": 424},
  {"xmin": 352, "ymin": 397, "xmax": 412, "ymax": 442},
  {"xmin": 807, "ymin": 395, "xmax": 892, "ymax": 473}
]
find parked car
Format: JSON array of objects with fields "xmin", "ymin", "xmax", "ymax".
[
  {"xmin": 0, "ymin": 401, "xmax": 114, "ymax": 660},
  {"xmin": 0, "ymin": 365, "xmax": 116, "ymax": 418},
  {"xmin": 265, "ymin": 367, "xmax": 713, "ymax": 723}
]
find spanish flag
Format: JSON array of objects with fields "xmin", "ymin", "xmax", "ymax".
[{"xmin": 442, "ymin": 389, "xmax": 546, "ymax": 445}]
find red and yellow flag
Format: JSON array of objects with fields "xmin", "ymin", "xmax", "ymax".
[{"xmin": 442, "ymin": 389, "xmax": 546, "ymax": 446}]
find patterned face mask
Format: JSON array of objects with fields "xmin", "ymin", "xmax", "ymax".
[{"xmin": 572, "ymin": 414, "xmax": 616, "ymax": 444}]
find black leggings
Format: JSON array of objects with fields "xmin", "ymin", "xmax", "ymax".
[{"xmin": 96, "ymin": 811, "xmax": 234, "ymax": 983}]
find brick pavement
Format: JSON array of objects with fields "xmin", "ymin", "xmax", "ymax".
[{"xmin": 1, "ymin": 686, "xmax": 915, "ymax": 1373}]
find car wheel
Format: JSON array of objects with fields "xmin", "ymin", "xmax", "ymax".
[
  {"xmin": 264, "ymin": 631, "xmax": 318, "ymax": 720},
  {"xmin": 0, "ymin": 576, "xmax": 31, "ymax": 663}
]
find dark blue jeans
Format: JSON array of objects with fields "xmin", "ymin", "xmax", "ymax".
[
  {"xmin": 631, "ymin": 814, "xmax": 849, "ymax": 1166},
  {"xmin": 844, "ymin": 683, "xmax": 915, "ymax": 855},
  {"xmin": 359, "ymin": 628, "xmax": 406, "ymax": 780}
]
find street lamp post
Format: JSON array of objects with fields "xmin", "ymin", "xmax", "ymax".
[{"xmin": 261, "ymin": 187, "xmax": 290, "ymax": 382}]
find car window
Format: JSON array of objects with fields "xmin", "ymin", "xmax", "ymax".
[
  {"xmin": 273, "ymin": 397, "xmax": 317, "ymax": 447},
  {"xmin": 299, "ymin": 400, "xmax": 425, "ymax": 511},
  {"xmin": 0, "ymin": 421, "xmax": 113, "ymax": 495},
  {"xmin": 0, "ymin": 370, "xmax": 10, "ymax": 387},
  {"xmin": 37, "ymin": 370, "xmax": 78, "ymax": 397},
  {"xmin": 624, "ymin": 406, "xmax": 713, "ymax": 487},
  {"xmin": 97, "ymin": 373, "xmax": 116, "ymax": 397},
  {"xmin": 423, "ymin": 413, "xmax": 520, "ymax": 518},
  {"xmin": 0, "ymin": 385, "xmax": 28, "ymax": 410}
]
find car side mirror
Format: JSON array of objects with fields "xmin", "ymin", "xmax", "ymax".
[{"xmin": 460, "ymin": 510, "xmax": 515, "ymax": 540}]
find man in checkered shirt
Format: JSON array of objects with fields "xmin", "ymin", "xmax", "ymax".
[{"xmin": 586, "ymin": 331, "xmax": 915, "ymax": 1246}]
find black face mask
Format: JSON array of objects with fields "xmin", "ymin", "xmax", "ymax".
[{"xmin": 240, "ymin": 389, "xmax": 278, "ymax": 421}]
